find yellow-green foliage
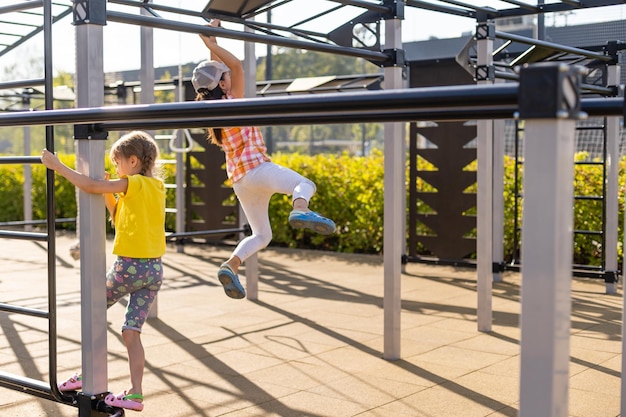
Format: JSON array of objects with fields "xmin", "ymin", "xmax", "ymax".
[
  {"xmin": 270, "ymin": 150, "xmax": 385, "ymax": 253},
  {"xmin": 2, "ymin": 151, "xmax": 625, "ymax": 265},
  {"xmin": 0, "ymin": 155, "xmax": 177, "ymax": 233}
]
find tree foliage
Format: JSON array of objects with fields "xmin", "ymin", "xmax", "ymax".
[{"xmin": 256, "ymin": 48, "xmax": 384, "ymax": 156}]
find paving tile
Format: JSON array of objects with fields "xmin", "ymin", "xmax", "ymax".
[{"xmin": 0, "ymin": 235, "xmax": 623, "ymax": 417}]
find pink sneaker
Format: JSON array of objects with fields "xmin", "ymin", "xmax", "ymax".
[
  {"xmin": 58, "ymin": 373, "xmax": 82, "ymax": 391},
  {"xmin": 105, "ymin": 391, "xmax": 144, "ymax": 411}
]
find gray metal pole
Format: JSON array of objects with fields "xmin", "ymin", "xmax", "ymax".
[
  {"xmin": 140, "ymin": 0, "xmax": 158, "ymax": 318},
  {"xmin": 140, "ymin": 2, "xmax": 155, "ymax": 108},
  {"xmin": 492, "ymin": 100, "xmax": 506, "ymax": 284},
  {"xmin": 604, "ymin": 62, "xmax": 620, "ymax": 294},
  {"xmin": 518, "ymin": 63, "xmax": 582, "ymax": 417},
  {"xmin": 476, "ymin": 20, "xmax": 494, "ymax": 332},
  {"xmin": 73, "ymin": 0, "xmax": 109, "ymax": 409},
  {"xmin": 383, "ymin": 14, "xmax": 404, "ymax": 361},
  {"xmin": 622, "ymin": 175, "xmax": 626, "ymax": 416}
]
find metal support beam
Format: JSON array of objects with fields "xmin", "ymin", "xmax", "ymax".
[
  {"xmin": 0, "ymin": 86, "xmax": 622, "ymax": 129},
  {"xmin": 106, "ymin": 10, "xmax": 390, "ymax": 63},
  {"xmin": 74, "ymin": 1, "xmax": 109, "ymax": 413},
  {"xmin": 140, "ymin": 0, "xmax": 158, "ymax": 319},
  {"xmin": 518, "ymin": 63, "xmax": 583, "ymax": 417},
  {"xmin": 383, "ymin": 13, "xmax": 404, "ymax": 361},
  {"xmin": 604, "ymin": 62, "xmax": 621, "ymax": 294},
  {"xmin": 476, "ymin": 20, "xmax": 494, "ymax": 332}
]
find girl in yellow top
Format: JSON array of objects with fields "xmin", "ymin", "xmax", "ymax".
[{"xmin": 41, "ymin": 130, "xmax": 165, "ymax": 412}]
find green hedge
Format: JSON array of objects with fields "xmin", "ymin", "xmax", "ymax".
[{"xmin": 1, "ymin": 151, "xmax": 624, "ymax": 266}]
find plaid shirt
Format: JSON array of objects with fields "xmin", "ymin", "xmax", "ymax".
[{"xmin": 221, "ymin": 125, "xmax": 271, "ymax": 183}]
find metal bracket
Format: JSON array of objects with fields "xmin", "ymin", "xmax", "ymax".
[
  {"xmin": 492, "ymin": 262, "xmax": 506, "ymax": 274},
  {"xmin": 518, "ymin": 63, "xmax": 585, "ymax": 120},
  {"xmin": 77, "ymin": 392, "xmax": 119, "ymax": 417},
  {"xmin": 604, "ymin": 40, "xmax": 621, "ymax": 65},
  {"xmin": 475, "ymin": 22, "xmax": 495, "ymax": 41},
  {"xmin": 603, "ymin": 270, "xmax": 619, "ymax": 284},
  {"xmin": 382, "ymin": 0, "xmax": 405, "ymax": 20},
  {"xmin": 475, "ymin": 65, "xmax": 495, "ymax": 82},
  {"xmin": 74, "ymin": 124, "xmax": 108, "ymax": 140},
  {"xmin": 382, "ymin": 48, "xmax": 405, "ymax": 67},
  {"xmin": 72, "ymin": 0, "xmax": 107, "ymax": 26}
]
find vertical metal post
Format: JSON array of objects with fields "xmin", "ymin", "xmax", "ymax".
[
  {"xmin": 42, "ymin": 0, "xmax": 62, "ymax": 397},
  {"xmin": 492, "ymin": 113, "xmax": 505, "ymax": 284},
  {"xmin": 604, "ymin": 62, "xmax": 620, "ymax": 294},
  {"xmin": 140, "ymin": 1, "xmax": 154, "ymax": 108},
  {"xmin": 73, "ymin": 1, "xmax": 109, "ymax": 412},
  {"xmin": 140, "ymin": 0, "xmax": 158, "ymax": 318},
  {"xmin": 243, "ymin": 21, "xmax": 259, "ymax": 300},
  {"xmin": 174, "ymin": 131, "xmax": 185, "ymax": 254},
  {"xmin": 383, "ymin": 8, "xmax": 404, "ymax": 361},
  {"xmin": 23, "ymin": 110, "xmax": 32, "ymax": 232},
  {"xmin": 535, "ymin": 0, "xmax": 545, "ymax": 40},
  {"xmin": 622, "ymin": 178, "xmax": 626, "ymax": 417},
  {"xmin": 475, "ymin": 19, "xmax": 494, "ymax": 332},
  {"xmin": 518, "ymin": 63, "xmax": 582, "ymax": 417}
]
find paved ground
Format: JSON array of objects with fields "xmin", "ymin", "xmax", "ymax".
[{"xmin": 0, "ymin": 233, "xmax": 622, "ymax": 416}]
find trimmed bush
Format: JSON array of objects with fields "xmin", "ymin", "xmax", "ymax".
[{"xmin": 1, "ymin": 151, "xmax": 624, "ymax": 266}]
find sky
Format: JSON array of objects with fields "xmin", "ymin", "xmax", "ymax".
[{"xmin": 0, "ymin": 1, "xmax": 624, "ymax": 77}]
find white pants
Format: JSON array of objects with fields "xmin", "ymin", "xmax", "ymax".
[{"xmin": 232, "ymin": 161, "xmax": 316, "ymax": 262}]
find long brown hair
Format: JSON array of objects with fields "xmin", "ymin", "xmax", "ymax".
[
  {"xmin": 195, "ymin": 82, "xmax": 227, "ymax": 146},
  {"xmin": 109, "ymin": 130, "xmax": 161, "ymax": 177}
]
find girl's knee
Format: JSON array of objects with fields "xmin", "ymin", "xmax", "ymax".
[
  {"xmin": 259, "ymin": 233, "xmax": 272, "ymax": 249},
  {"xmin": 122, "ymin": 329, "xmax": 141, "ymax": 345}
]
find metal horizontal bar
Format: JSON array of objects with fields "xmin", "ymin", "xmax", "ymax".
[
  {"xmin": 574, "ymin": 195, "xmax": 603, "ymax": 200},
  {"xmin": 0, "ymin": 156, "xmax": 42, "ymax": 165},
  {"xmin": 0, "ymin": 371, "xmax": 55, "ymax": 402},
  {"xmin": 405, "ymin": 0, "xmax": 475, "ymax": 18},
  {"xmin": 435, "ymin": 0, "xmax": 495, "ymax": 14},
  {"xmin": 0, "ymin": 83, "xmax": 520, "ymax": 127},
  {"xmin": 0, "ymin": 302, "xmax": 49, "ymax": 319},
  {"xmin": 0, "ymin": 230, "xmax": 48, "ymax": 241},
  {"xmin": 166, "ymin": 227, "xmax": 249, "ymax": 240},
  {"xmin": 327, "ymin": 0, "xmax": 392, "ymax": 14},
  {"xmin": 496, "ymin": 0, "xmax": 537, "ymax": 11},
  {"xmin": 109, "ymin": 0, "xmax": 205, "ymax": 18},
  {"xmin": 573, "ymin": 229, "xmax": 602, "ymax": 235},
  {"xmin": 0, "ymin": 78, "xmax": 46, "ymax": 90},
  {"xmin": 0, "ymin": 1, "xmax": 43, "ymax": 15},
  {"xmin": 0, "ymin": 218, "xmax": 75, "ymax": 227},
  {"xmin": 0, "ymin": 84, "xmax": 622, "ymax": 130},
  {"xmin": 99, "ymin": 106, "xmax": 522, "ymax": 130},
  {"xmin": 495, "ymin": 31, "xmax": 610, "ymax": 61},
  {"xmin": 496, "ymin": 0, "xmax": 625, "ymax": 18},
  {"xmin": 107, "ymin": 10, "xmax": 389, "ymax": 63},
  {"xmin": 582, "ymin": 97, "xmax": 625, "ymax": 117},
  {"xmin": 561, "ymin": 0, "xmax": 582, "ymax": 6}
]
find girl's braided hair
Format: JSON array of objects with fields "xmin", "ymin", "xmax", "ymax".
[{"xmin": 109, "ymin": 130, "xmax": 161, "ymax": 178}]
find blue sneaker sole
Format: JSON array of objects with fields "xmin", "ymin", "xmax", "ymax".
[
  {"xmin": 218, "ymin": 267, "xmax": 246, "ymax": 299},
  {"xmin": 289, "ymin": 215, "xmax": 336, "ymax": 235}
]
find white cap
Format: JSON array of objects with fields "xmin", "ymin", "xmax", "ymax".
[{"xmin": 191, "ymin": 60, "xmax": 230, "ymax": 92}]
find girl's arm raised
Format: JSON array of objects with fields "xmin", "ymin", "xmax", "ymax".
[
  {"xmin": 199, "ymin": 20, "xmax": 245, "ymax": 99},
  {"xmin": 41, "ymin": 149, "xmax": 128, "ymax": 195}
]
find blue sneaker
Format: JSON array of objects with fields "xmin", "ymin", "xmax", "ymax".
[
  {"xmin": 288, "ymin": 210, "xmax": 336, "ymax": 235},
  {"xmin": 217, "ymin": 264, "xmax": 246, "ymax": 299}
]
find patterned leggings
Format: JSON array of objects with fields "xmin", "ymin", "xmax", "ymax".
[{"xmin": 106, "ymin": 256, "xmax": 163, "ymax": 332}]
